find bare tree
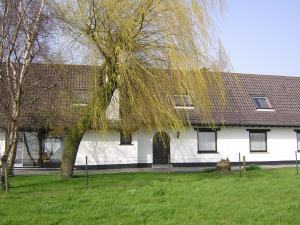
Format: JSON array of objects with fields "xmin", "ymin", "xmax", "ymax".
[{"xmin": 0, "ymin": 0, "xmax": 51, "ymax": 175}]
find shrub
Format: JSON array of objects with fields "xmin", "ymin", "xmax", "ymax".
[
  {"xmin": 216, "ymin": 158, "xmax": 231, "ymax": 172},
  {"xmin": 246, "ymin": 164, "xmax": 261, "ymax": 171},
  {"xmin": 203, "ymin": 167, "xmax": 216, "ymax": 173}
]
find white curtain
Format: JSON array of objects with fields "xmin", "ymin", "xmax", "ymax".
[
  {"xmin": 250, "ymin": 132, "xmax": 266, "ymax": 151},
  {"xmin": 198, "ymin": 132, "xmax": 216, "ymax": 151}
]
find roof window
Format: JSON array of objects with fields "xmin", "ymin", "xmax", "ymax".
[
  {"xmin": 251, "ymin": 96, "xmax": 272, "ymax": 109},
  {"xmin": 173, "ymin": 95, "xmax": 194, "ymax": 109}
]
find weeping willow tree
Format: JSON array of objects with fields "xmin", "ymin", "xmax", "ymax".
[{"xmin": 50, "ymin": 0, "xmax": 228, "ymax": 178}]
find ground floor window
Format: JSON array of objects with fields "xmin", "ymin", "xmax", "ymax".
[
  {"xmin": 248, "ymin": 129, "xmax": 269, "ymax": 152},
  {"xmin": 295, "ymin": 131, "xmax": 300, "ymax": 152},
  {"xmin": 120, "ymin": 131, "xmax": 132, "ymax": 145},
  {"xmin": 15, "ymin": 132, "xmax": 64, "ymax": 167},
  {"xmin": 196, "ymin": 128, "xmax": 218, "ymax": 153}
]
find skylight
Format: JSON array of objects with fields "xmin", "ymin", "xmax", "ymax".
[
  {"xmin": 173, "ymin": 95, "xmax": 194, "ymax": 108},
  {"xmin": 251, "ymin": 96, "xmax": 272, "ymax": 109}
]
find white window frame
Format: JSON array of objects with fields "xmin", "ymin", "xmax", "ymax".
[{"xmin": 196, "ymin": 128, "xmax": 218, "ymax": 153}]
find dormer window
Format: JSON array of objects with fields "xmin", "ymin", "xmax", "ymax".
[
  {"xmin": 251, "ymin": 96, "xmax": 272, "ymax": 109},
  {"xmin": 173, "ymin": 95, "xmax": 194, "ymax": 109}
]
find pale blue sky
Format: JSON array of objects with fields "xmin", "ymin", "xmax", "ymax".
[{"xmin": 218, "ymin": 0, "xmax": 300, "ymax": 76}]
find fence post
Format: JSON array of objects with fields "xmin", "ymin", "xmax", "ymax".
[
  {"xmin": 85, "ymin": 156, "xmax": 88, "ymax": 188},
  {"xmin": 168, "ymin": 154, "xmax": 171, "ymax": 182},
  {"xmin": 296, "ymin": 151, "xmax": 298, "ymax": 175},
  {"xmin": 243, "ymin": 156, "xmax": 246, "ymax": 177},
  {"xmin": 5, "ymin": 165, "xmax": 8, "ymax": 194},
  {"xmin": 239, "ymin": 153, "xmax": 241, "ymax": 177}
]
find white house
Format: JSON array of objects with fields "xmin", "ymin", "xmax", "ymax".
[
  {"xmin": 75, "ymin": 72, "xmax": 300, "ymax": 168},
  {"xmin": 0, "ymin": 64, "xmax": 300, "ymax": 168}
]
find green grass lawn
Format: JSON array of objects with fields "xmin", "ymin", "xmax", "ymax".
[{"xmin": 1, "ymin": 168, "xmax": 300, "ymax": 225}]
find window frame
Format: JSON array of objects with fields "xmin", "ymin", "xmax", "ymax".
[
  {"xmin": 251, "ymin": 96, "xmax": 272, "ymax": 109},
  {"xmin": 247, "ymin": 129, "xmax": 269, "ymax": 153},
  {"xmin": 295, "ymin": 130, "xmax": 300, "ymax": 152},
  {"xmin": 120, "ymin": 131, "xmax": 132, "ymax": 145},
  {"xmin": 173, "ymin": 94, "xmax": 194, "ymax": 109},
  {"xmin": 195, "ymin": 128, "xmax": 219, "ymax": 154}
]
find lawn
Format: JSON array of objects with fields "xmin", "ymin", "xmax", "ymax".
[{"xmin": 0, "ymin": 168, "xmax": 300, "ymax": 225}]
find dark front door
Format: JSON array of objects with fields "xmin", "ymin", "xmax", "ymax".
[{"xmin": 153, "ymin": 132, "xmax": 170, "ymax": 164}]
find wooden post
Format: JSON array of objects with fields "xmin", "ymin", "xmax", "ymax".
[
  {"xmin": 239, "ymin": 153, "xmax": 241, "ymax": 177},
  {"xmin": 243, "ymin": 156, "xmax": 246, "ymax": 177},
  {"xmin": 168, "ymin": 154, "xmax": 171, "ymax": 182},
  {"xmin": 4, "ymin": 164, "xmax": 8, "ymax": 194},
  {"xmin": 296, "ymin": 151, "xmax": 299, "ymax": 175},
  {"xmin": 85, "ymin": 156, "xmax": 88, "ymax": 188}
]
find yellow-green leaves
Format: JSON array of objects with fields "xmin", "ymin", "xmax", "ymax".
[{"xmin": 53, "ymin": 0, "xmax": 228, "ymax": 134}]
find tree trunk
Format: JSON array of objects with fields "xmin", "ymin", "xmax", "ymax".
[
  {"xmin": 3, "ymin": 121, "xmax": 19, "ymax": 176},
  {"xmin": 37, "ymin": 129, "xmax": 46, "ymax": 167},
  {"xmin": 7, "ymin": 141, "xmax": 17, "ymax": 176},
  {"xmin": 60, "ymin": 124, "xmax": 86, "ymax": 178},
  {"xmin": 23, "ymin": 132, "xmax": 37, "ymax": 166},
  {"xmin": 60, "ymin": 80, "xmax": 115, "ymax": 178},
  {"xmin": 0, "ymin": 159, "xmax": 5, "ymax": 190}
]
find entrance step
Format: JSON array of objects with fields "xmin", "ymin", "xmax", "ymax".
[{"xmin": 152, "ymin": 164, "xmax": 173, "ymax": 169}]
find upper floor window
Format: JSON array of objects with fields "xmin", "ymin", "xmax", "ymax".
[
  {"xmin": 251, "ymin": 96, "xmax": 272, "ymax": 109},
  {"xmin": 173, "ymin": 95, "xmax": 194, "ymax": 109},
  {"xmin": 73, "ymin": 89, "xmax": 89, "ymax": 106}
]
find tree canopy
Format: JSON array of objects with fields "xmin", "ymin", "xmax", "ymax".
[
  {"xmin": 51, "ymin": 0, "xmax": 227, "ymax": 132},
  {"xmin": 49, "ymin": 0, "xmax": 230, "ymax": 177}
]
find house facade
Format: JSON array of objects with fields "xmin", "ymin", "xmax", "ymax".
[
  {"xmin": 74, "ymin": 127, "xmax": 299, "ymax": 168},
  {"xmin": 0, "ymin": 64, "xmax": 300, "ymax": 168},
  {"xmin": 75, "ymin": 72, "xmax": 300, "ymax": 168}
]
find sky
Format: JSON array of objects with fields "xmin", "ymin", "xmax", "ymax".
[{"xmin": 218, "ymin": 0, "xmax": 300, "ymax": 76}]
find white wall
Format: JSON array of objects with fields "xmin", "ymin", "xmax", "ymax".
[
  {"xmin": 171, "ymin": 128, "xmax": 222, "ymax": 163},
  {"xmin": 171, "ymin": 127, "xmax": 298, "ymax": 163},
  {"xmin": 136, "ymin": 131, "xmax": 153, "ymax": 163},
  {"xmin": 75, "ymin": 130, "xmax": 138, "ymax": 165},
  {"xmin": 75, "ymin": 127, "xmax": 299, "ymax": 166},
  {"xmin": 0, "ymin": 129, "xmax": 5, "ymax": 157}
]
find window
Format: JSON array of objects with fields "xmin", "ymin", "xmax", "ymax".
[
  {"xmin": 196, "ymin": 129, "xmax": 217, "ymax": 153},
  {"xmin": 173, "ymin": 95, "xmax": 193, "ymax": 108},
  {"xmin": 248, "ymin": 129, "xmax": 268, "ymax": 152},
  {"xmin": 251, "ymin": 96, "xmax": 272, "ymax": 109},
  {"xmin": 296, "ymin": 131, "xmax": 300, "ymax": 152},
  {"xmin": 120, "ymin": 132, "xmax": 132, "ymax": 145},
  {"xmin": 74, "ymin": 89, "xmax": 89, "ymax": 106}
]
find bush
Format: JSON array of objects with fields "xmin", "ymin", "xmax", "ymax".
[
  {"xmin": 203, "ymin": 167, "xmax": 216, "ymax": 173},
  {"xmin": 216, "ymin": 158, "xmax": 231, "ymax": 172},
  {"xmin": 246, "ymin": 164, "xmax": 261, "ymax": 171}
]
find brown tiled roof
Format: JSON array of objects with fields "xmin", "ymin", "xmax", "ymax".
[
  {"xmin": 0, "ymin": 63, "xmax": 99, "ymax": 129},
  {"xmin": 2, "ymin": 64, "xmax": 300, "ymax": 129},
  {"xmin": 188, "ymin": 72, "xmax": 300, "ymax": 127}
]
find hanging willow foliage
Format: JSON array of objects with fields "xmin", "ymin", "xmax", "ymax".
[{"xmin": 50, "ymin": 0, "xmax": 229, "ymax": 177}]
